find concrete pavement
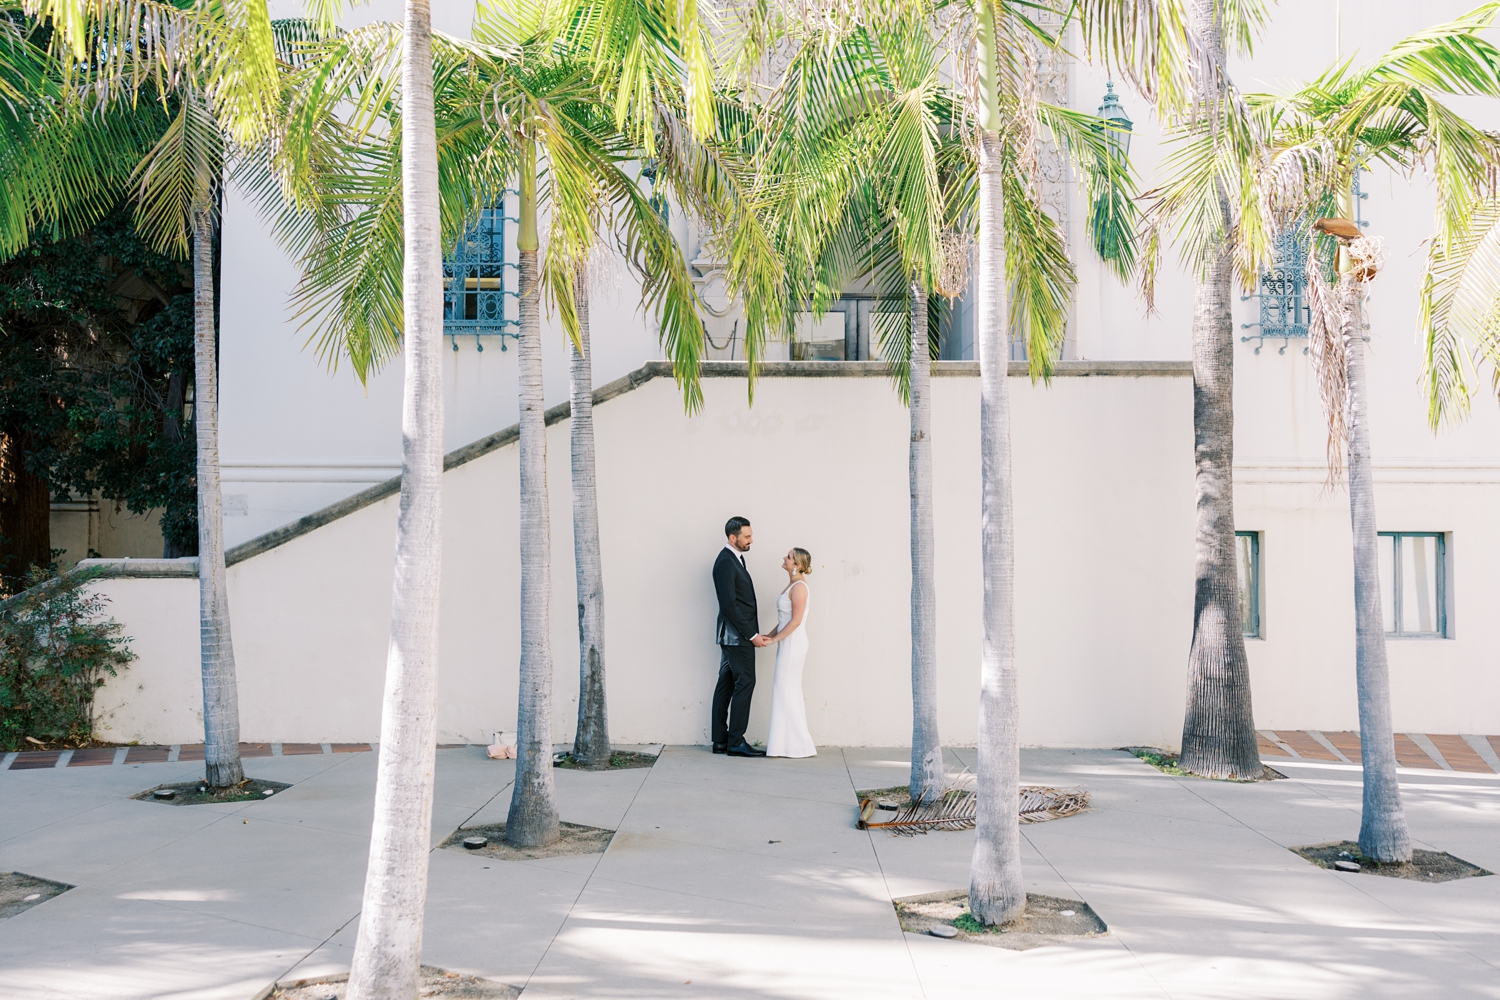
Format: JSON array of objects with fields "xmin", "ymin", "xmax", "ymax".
[{"xmin": 0, "ymin": 745, "xmax": 1495, "ymax": 999}]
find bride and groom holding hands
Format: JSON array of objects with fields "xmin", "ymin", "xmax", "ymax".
[{"xmin": 710, "ymin": 516, "xmax": 817, "ymax": 759}]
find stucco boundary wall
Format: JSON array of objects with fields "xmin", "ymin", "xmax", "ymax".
[{"xmin": 77, "ymin": 360, "xmax": 1498, "ymax": 748}]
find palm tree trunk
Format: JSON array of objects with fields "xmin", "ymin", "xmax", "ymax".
[
  {"xmin": 1342, "ymin": 277, "xmax": 1411, "ymax": 863},
  {"xmin": 908, "ymin": 277, "xmax": 944, "ymax": 802},
  {"xmin": 507, "ymin": 139, "xmax": 561, "ymax": 846},
  {"xmin": 345, "ymin": 2, "xmax": 445, "ymax": 995},
  {"xmin": 191, "ymin": 207, "xmax": 244, "ymax": 790},
  {"xmin": 570, "ymin": 272, "xmax": 610, "ymax": 769},
  {"xmin": 1178, "ymin": 0, "xmax": 1261, "ymax": 782},
  {"xmin": 968, "ymin": 0, "xmax": 1023, "ymax": 924},
  {"xmin": 1179, "ymin": 236, "xmax": 1260, "ymax": 779}
]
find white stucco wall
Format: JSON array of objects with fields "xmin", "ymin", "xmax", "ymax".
[
  {"xmin": 92, "ymin": 363, "xmax": 1500, "ymax": 748},
  {"xmin": 94, "ymin": 366, "xmax": 1203, "ymax": 748}
]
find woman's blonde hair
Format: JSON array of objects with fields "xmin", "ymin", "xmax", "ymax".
[{"xmin": 791, "ymin": 547, "xmax": 812, "ymax": 575}]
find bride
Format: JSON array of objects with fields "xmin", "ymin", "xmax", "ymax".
[{"xmin": 763, "ymin": 547, "xmax": 816, "ymax": 758}]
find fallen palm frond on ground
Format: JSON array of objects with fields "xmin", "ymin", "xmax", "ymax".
[{"xmin": 857, "ymin": 781, "xmax": 1090, "ymax": 835}]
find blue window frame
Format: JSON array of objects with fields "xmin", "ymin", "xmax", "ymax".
[
  {"xmin": 1236, "ymin": 531, "xmax": 1260, "ymax": 637},
  {"xmin": 443, "ymin": 201, "xmax": 518, "ymax": 351},
  {"xmin": 1378, "ymin": 533, "xmax": 1447, "ymax": 637}
]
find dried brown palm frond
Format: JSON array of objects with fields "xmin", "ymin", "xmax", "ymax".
[
  {"xmin": 1304, "ymin": 246, "xmax": 1350, "ymax": 485},
  {"xmin": 1018, "ymin": 785, "xmax": 1090, "ymax": 823},
  {"xmin": 1260, "ymin": 141, "xmax": 1341, "ymax": 228},
  {"xmin": 858, "ymin": 784, "xmax": 1089, "ymax": 836},
  {"xmin": 861, "ymin": 786, "xmax": 975, "ymax": 836},
  {"xmin": 1348, "ymin": 236, "xmax": 1386, "ymax": 282},
  {"xmin": 935, "ymin": 230, "xmax": 974, "ymax": 298}
]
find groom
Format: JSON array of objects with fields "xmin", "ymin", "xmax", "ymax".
[{"xmin": 711, "ymin": 516, "xmax": 768, "ymax": 757}]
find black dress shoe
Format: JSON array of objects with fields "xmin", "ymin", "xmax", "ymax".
[
  {"xmin": 712, "ymin": 744, "xmax": 727, "ymax": 754},
  {"xmin": 726, "ymin": 741, "xmax": 766, "ymax": 758}
]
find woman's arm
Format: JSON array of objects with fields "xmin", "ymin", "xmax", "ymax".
[{"xmin": 764, "ymin": 582, "xmax": 808, "ymax": 642}]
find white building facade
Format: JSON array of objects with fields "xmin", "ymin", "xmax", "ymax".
[{"xmin": 84, "ymin": 0, "xmax": 1500, "ymax": 745}]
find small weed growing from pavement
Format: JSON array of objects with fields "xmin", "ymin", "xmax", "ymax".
[
  {"xmin": 1127, "ymin": 747, "xmax": 1281, "ymax": 782},
  {"xmin": 952, "ymin": 912, "xmax": 989, "ymax": 934},
  {"xmin": 1129, "ymin": 748, "xmax": 1192, "ymax": 776}
]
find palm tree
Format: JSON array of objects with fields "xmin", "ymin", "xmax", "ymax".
[
  {"xmin": 1137, "ymin": 0, "xmax": 1272, "ymax": 781},
  {"xmin": 964, "ymin": 0, "xmax": 1173, "ymax": 927},
  {"xmin": 539, "ymin": 0, "xmax": 726, "ymax": 769},
  {"xmin": 967, "ymin": 0, "xmax": 1023, "ymax": 926},
  {"xmin": 567, "ymin": 267, "xmax": 609, "ymax": 767},
  {"xmin": 508, "ymin": 129, "xmax": 562, "ymax": 846},
  {"xmin": 5, "ymin": 0, "xmax": 280, "ymax": 789},
  {"xmin": 742, "ymin": 7, "xmax": 1125, "ymax": 808},
  {"xmin": 337, "ymin": 0, "xmax": 449, "ymax": 993},
  {"xmin": 1253, "ymin": 4, "xmax": 1500, "ymax": 862},
  {"xmin": 265, "ymin": 0, "xmax": 741, "ymax": 841},
  {"xmin": 762, "ymin": 15, "xmax": 960, "ymax": 803}
]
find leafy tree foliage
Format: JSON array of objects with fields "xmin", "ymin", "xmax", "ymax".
[
  {"xmin": 0, "ymin": 207, "xmax": 197, "ymax": 589},
  {"xmin": 0, "ymin": 567, "xmax": 134, "ymax": 750}
]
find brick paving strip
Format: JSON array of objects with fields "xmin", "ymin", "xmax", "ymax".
[
  {"xmin": 1254, "ymin": 731, "xmax": 1500, "ymax": 774},
  {"xmin": 1, "ymin": 736, "xmax": 1495, "ymax": 773},
  {"xmin": 0, "ymin": 742, "xmax": 376, "ymax": 770}
]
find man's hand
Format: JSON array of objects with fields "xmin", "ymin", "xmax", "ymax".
[{"xmin": 751, "ymin": 635, "xmax": 770, "ymax": 647}]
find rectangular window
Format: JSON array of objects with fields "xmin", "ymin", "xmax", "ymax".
[
  {"xmin": 1378, "ymin": 533, "xmax": 1447, "ymax": 637},
  {"xmin": 1236, "ymin": 531, "xmax": 1260, "ymax": 637},
  {"xmin": 443, "ymin": 202, "xmax": 518, "ymax": 348}
]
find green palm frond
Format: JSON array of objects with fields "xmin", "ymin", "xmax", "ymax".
[
  {"xmin": 129, "ymin": 95, "xmax": 221, "ymax": 256},
  {"xmin": 1420, "ymin": 195, "xmax": 1500, "ymax": 427},
  {"xmin": 1037, "ymin": 101, "xmax": 1139, "ymax": 280},
  {"xmin": 1245, "ymin": 5, "xmax": 1500, "ymax": 427}
]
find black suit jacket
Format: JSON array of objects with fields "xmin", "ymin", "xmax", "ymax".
[{"xmin": 714, "ymin": 547, "xmax": 759, "ymax": 646}]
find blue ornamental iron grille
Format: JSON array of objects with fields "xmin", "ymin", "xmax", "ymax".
[
  {"xmin": 1243, "ymin": 171, "xmax": 1368, "ymax": 356},
  {"xmin": 1244, "ymin": 225, "xmax": 1311, "ymax": 354},
  {"xmin": 443, "ymin": 200, "xmax": 518, "ymax": 351}
]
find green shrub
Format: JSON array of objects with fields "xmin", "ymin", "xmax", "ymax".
[{"xmin": 0, "ymin": 569, "xmax": 134, "ymax": 750}]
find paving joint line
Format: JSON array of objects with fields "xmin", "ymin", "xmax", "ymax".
[
  {"xmin": 1167, "ymin": 768, "xmax": 1423, "ymax": 925},
  {"xmin": 843, "ymin": 748, "xmax": 928, "ymax": 1000},
  {"xmin": 259, "ymin": 907, "xmax": 364, "ymax": 999},
  {"xmin": 517, "ymin": 743, "xmax": 661, "ymax": 995},
  {"xmin": 64, "ymin": 748, "xmax": 371, "ymax": 877}
]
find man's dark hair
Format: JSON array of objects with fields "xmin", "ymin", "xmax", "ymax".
[{"xmin": 725, "ymin": 516, "xmax": 751, "ymax": 538}]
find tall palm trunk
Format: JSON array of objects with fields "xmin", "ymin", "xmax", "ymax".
[
  {"xmin": 908, "ymin": 277, "xmax": 944, "ymax": 802},
  {"xmin": 345, "ymin": 2, "xmax": 445, "ymax": 995},
  {"xmin": 1179, "ymin": 0, "xmax": 1261, "ymax": 781},
  {"xmin": 507, "ymin": 139, "xmax": 561, "ymax": 846},
  {"xmin": 570, "ymin": 272, "xmax": 610, "ymax": 768},
  {"xmin": 192, "ymin": 206, "xmax": 244, "ymax": 789},
  {"xmin": 968, "ymin": 0, "xmax": 1024, "ymax": 927},
  {"xmin": 1340, "ymin": 256, "xmax": 1411, "ymax": 863}
]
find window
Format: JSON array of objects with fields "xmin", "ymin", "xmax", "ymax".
[
  {"xmin": 1236, "ymin": 531, "xmax": 1260, "ymax": 637},
  {"xmin": 1379, "ymin": 533, "xmax": 1447, "ymax": 637},
  {"xmin": 443, "ymin": 202, "xmax": 517, "ymax": 350},
  {"xmin": 1243, "ymin": 227, "xmax": 1310, "ymax": 355}
]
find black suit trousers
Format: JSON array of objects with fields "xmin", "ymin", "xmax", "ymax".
[{"xmin": 711, "ymin": 643, "xmax": 756, "ymax": 746}]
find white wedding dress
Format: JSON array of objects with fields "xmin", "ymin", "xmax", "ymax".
[{"xmin": 766, "ymin": 581, "xmax": 817, "ymax": 758}]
